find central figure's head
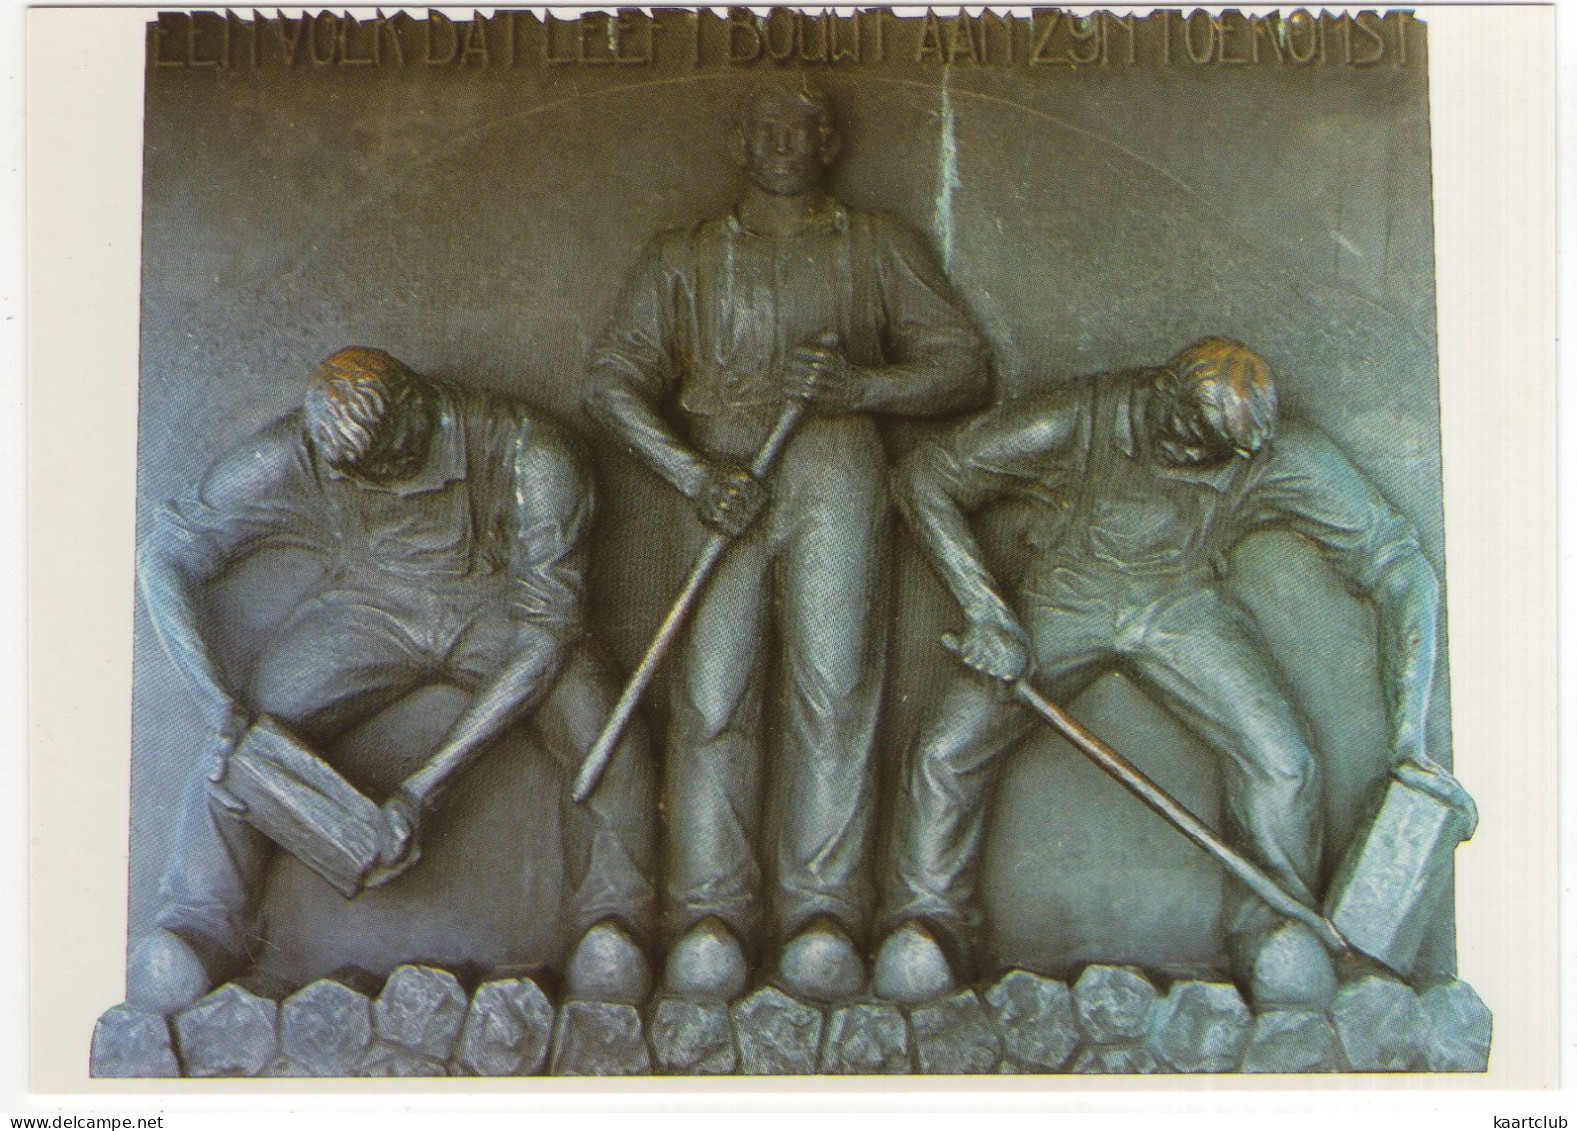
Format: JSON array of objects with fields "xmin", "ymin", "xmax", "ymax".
[
  {"xmin": 1155, "ymin": 337, "xmax": 1278, "ymax": 466},
  {"xmin": 730, "ymin": 82, "xmax": 841, "ymax": 197},
  {"xmin": 304, "ymin": 346, "xmax": 433, "ymax": 480}
]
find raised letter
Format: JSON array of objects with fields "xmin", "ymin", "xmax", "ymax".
[
  {"xmin": 831, "ymin": 11, "xmax": 859, "ymax": 62},
  {"xmin": 1066, "ymin": 14, "xmax": 1100, "ymax": 65},
  {"xmin": 543, "ymin": 11, "xmax": 575, "ymax": 64},
  {"xmin": 616, "ymin": 9, "xmax": 653, "ymax": 64},
  {"xmin": 1030, "ymin": 9, "xmax": 1062, "ymax": 65},
  {"xmin": 154, "ymin": 12, "xmax": 188, "ymax": 66},
  {"xmin": 1281, "ymin": 9, "xmax": 1318, "ymax": 65},
  {"xmin": 728, "ymin": 8, "xmax": 762, "ymax": 62},
  {"xmin": 339, "ymin": 14, "xmax": 374, "ymax": 65},
  {"xmin": 1182, "ymin": 10, "xmax": 1217, "ymax": 65},
  {"xmin": 274, "ymin": 11, "xmax": 309, "ymax": 65},
  {"xmin": 1216, "ymin": 11, "xmax": 1250, "ymax": 64},
  {"xmin": 947, "ymin": 11, "xmax": 980, "ymax": 64},
  {"xmin": 1102, "ymin": 13, "xmax": 1135, "ymax": 64},
  {"xmin": 1352, "ymin": 11, "xmax": 1385, "ymax": 66},
  {"xmin": 460, "ymin": 12, "xmax": 490, "ymax": 65},
  {"xmin": 310, "ymin": 12, "xmax": 338, "ymax": 64},
  {"xmin": 916, "ymin": 8, "xmax": 944, "ymax": 63},
  {"xmin": 765, "ymin": 7, "xmax": 797, "ymax": 61},
  {"xmin": 425, "ymin": 10, "xmax": 458, "ymax": 64}
]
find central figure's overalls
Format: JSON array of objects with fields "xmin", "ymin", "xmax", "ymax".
[{"xmin": 591, "ymin": 206, "xmax": 985, "ymax": 946}]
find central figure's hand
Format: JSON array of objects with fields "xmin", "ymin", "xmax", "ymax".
[
  {"xmin": 783, "ymin": 333, "xmax": 862, "ymax": 415},
  {"xmin": 943, "ymin": 612, "xmax": 1033, "ymax": 685},
  {"xmin": 696, "ymin": 463, "xmax": 768, "ymax": 537}
]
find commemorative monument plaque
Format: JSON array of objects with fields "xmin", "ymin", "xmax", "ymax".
[{"xmin": 92, "ymin": 6, "xmax": 1492, "ymax": 1078}]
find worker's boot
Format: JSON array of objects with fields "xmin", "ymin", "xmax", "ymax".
[
  {"xmin": 664, "ymin": 916, "xmax": 748, "ymax": 1001},
  {"xmin": 776, "ymin": 915, "xmax": 865, "ymax": 1002},
  {"xmin": 1231, "ymin": 920, "xmax": 1337, "ymax": 1012},
  {"xmin": 872, "ymin": 920, "xmax": 956, "ymax": 1004},
  {"xmin": 125, "ymin": 928, "xmax": 215, "ymax": 1014},
  {"xmin": 566, "ymin": 919, "xmax": 652, "ymax": 1005}
]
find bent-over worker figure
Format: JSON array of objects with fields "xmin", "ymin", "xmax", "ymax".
[
  {"xmin": 132, "ymin": 346, "xmax": 658, "ymax": 1012},
  {"xmin": 587, "ymin": 84, "xmax": 988, "ymax": 1000},
  {"xmin": 872, "ymin": 337, "xmax": 1473, "ymax": 1008}
]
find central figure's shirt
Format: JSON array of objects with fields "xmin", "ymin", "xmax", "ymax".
[{"xmin": 593, "ymin": 204, "xmax": 981, "ymax": 420}]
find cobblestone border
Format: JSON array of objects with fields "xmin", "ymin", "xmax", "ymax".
[{"xmin": 91, "ymin": 963, "xmax": 1491, "ymax": 1078}]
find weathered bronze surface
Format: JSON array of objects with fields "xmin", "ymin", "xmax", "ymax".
[{"xmin": 98, "ymin": 7, "xmax": 1488, "ymax": 1077}]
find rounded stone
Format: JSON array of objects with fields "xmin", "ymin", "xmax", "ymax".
[
  {"xmin": 985, "ymin": 970, "xmax": 1080, "ymax": 1071},
  {"xmin": 1149, "ymin": 981, "xmax": 1252, "ymax": 1073},
  {"xmin": 453, "ymin": 977, "xmax": 554, "ymax": 1076},
  {"xmin": 649, "ymin": 997, "xmax": 737, "ymax": 1075},
  {"xmin": 373, "ymin": 965, "xmax": 468, "ymax": 1061},
  {"xmin": 173, "ymin": 984, "xmax": 280, "ymax": 1078},
  {"xmin": 1332, "ymin": 975, "xmax": 1421, "ymax": 1071},
  {"xmin": 1240, "ymin": 1010, "xmax": 1341, "ymax": 1073},
  {"xmin": 549, "ymin": 1001, "xmax": 652, "ymax": 1076},
  {"xmin": 90, "ymin": 1004, "xmax": 180, "ymax": 1078},
  {"xmin": 820, "ymin": 1003, "xmax": 910, "ymax": 1074},
  {"xmin": 280, "ymin": 980, "xmax": 374, "ymax": 1076},
  {"xmin": 1072, "ymin": 965, "xmax": 1158, "ymax": 1043},
  {"xmin": 910, "ymin": 990, "xmax": 1001, "ymax": 1074},
  {"xmin": 732, "ymin": 986, "xmax": 823, "ymax": 1075},
  {"xmin": 1417, "ymin": 980, "xmax": 1492, "ymax": 1072}
]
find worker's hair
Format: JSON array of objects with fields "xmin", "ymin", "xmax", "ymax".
[
  {"xmin": 1166, "ymin": 337, "xmax": 1278, "ymax": 452},
  {"xmin": 304, "ymin": 346, "xmax": 424, "ymax": 463},
  {"xmin": 741, "ymin": 79, "xmax": 835, "ymax": 131}
]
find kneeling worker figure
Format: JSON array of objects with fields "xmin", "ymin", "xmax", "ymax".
[
  {"xmin": 873, "ymin": 337, "xmax": 1474, "ymax": 1009},
  {"xmin": 132, "ymin": 347, "xmax": 657, "ymax": 1012}
]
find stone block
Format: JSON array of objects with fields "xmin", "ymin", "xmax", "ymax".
[
  {"xmin": 280, "ymin": 979, "xmax": 375, "ymax": 1077},
  {"xmin": 89, "ymin": 1004, "xmax": 180, "ymax": 1078},
  {"xmin": 1417, "ymin": 980, "xmax": 1492, "ymax": 1072},
  {"xmin": 732, "ymin": 986, "xmax": 823, "ymax": 1075},
  {"xmin": 1240, "ymin": 1010, "xmax": 1341, "ymax": 1073},
  {"xmin": 452, "ymin": 977, "xmax": 554, "ymax": 1076},
  {"xmin": 821, "ymin": 1003, "xmax": 910, "ymax": 1074},
  {"xmin": 1072, "ymin": 965, "xmax": 1157, "ymax": 1044},
  {"xmin": 1149, "ymin": 981, "xmax": 1252, "ymax": 1073},
  {"xmin": 910, "ymin": 990, "xmax": 1000, "ymax": 1074},
  {"xmin": 173, "ymin": 984, "xmax": 280, "ymax": 1077},
  {"xmin": 1332, "ymin": 975, "xmax": 1421, "ymax": 1071},
  {"xmin": 373, "ymin": 965, "xmax": 468, "ymax": 1061},
  {"xmin": 1326, "ymin": 777, "xmax": 1465, "ymax": 977},
  {"xmin": 549, "ymin": 1001, "xmax": 652, "ymax": 1076},
  {"xmin": 1069, "ymin": 1044, "xmax": 1160, "ymax": 1074},
  {"xmin": 985, "ymin": 970, "xmax": 1080, "ymax": 1071},
  {"xmin": 649, "ymin": 998, "xmax": 736, "ymax": 1075},
  {"xmin": 360, "ymin": 1043, "xmax": 448, "ymax": 1076}
]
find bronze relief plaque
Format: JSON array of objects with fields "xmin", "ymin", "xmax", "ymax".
[{"xmin": 92, "ymin": 6, "xmax": 1492, "ymax": 1079}]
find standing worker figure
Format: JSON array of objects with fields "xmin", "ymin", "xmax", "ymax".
[
  {"xmin": 872, "ymin": 337, "xmax": 1475, "ymax": 1009},
  {"xmin": 587, "ymin": 84, "xmax": 988, "ymax": 1001},
  {"xmin": 132, "ymin": 346, "xmax": 658, "ymax": 1012}
]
